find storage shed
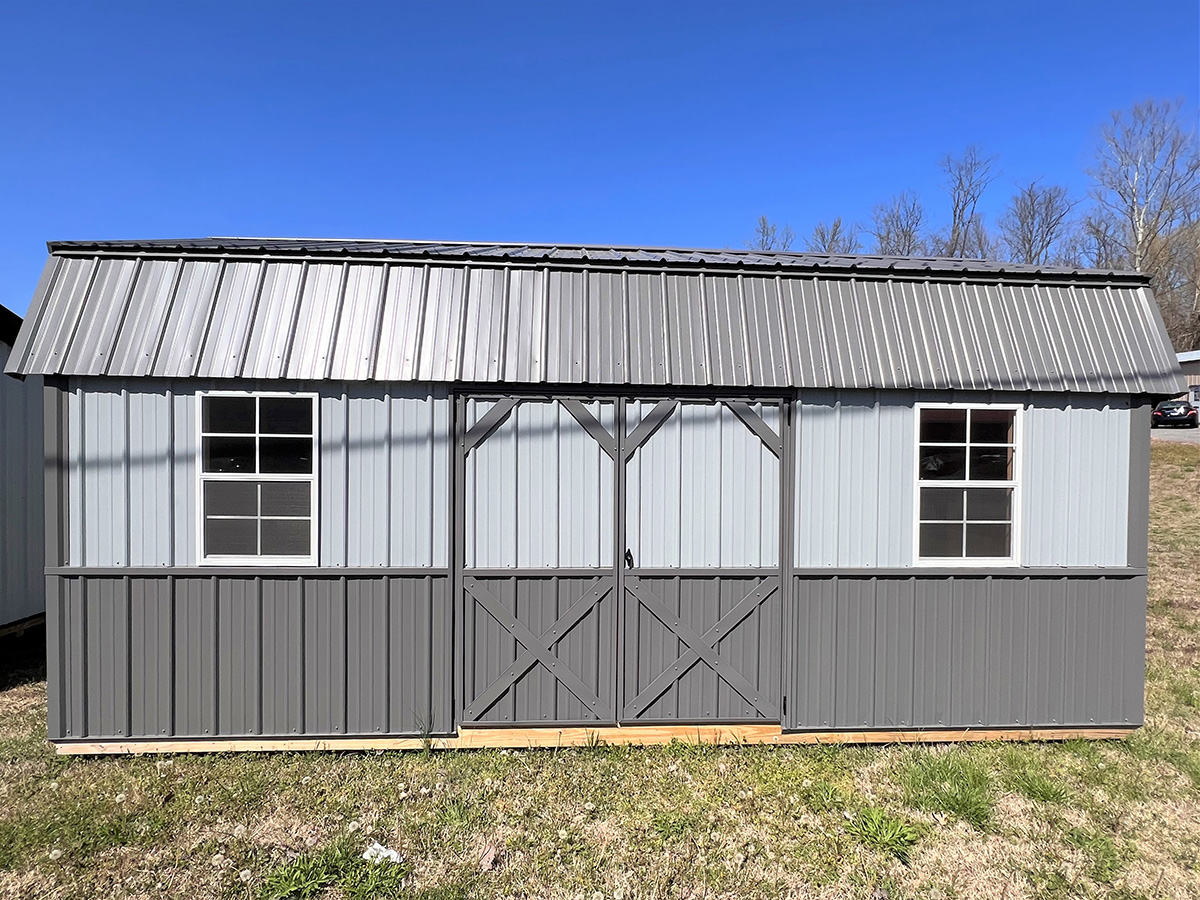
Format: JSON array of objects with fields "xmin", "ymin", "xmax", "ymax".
[
  {"xmin": 5, "ymin": 238, "xmax": 1186, "ymax": 753},
  {"xmin": 0, "ymin": 303, "xmax": 44, "ymax": 635}
]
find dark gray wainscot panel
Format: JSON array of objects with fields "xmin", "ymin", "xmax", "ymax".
[
  {"xmin": 787, "ymin": 574, "xmax": 1146, "ymax": 731},
  {"xmin": 46, "ymin": 572, "xmax": 452, "ymax": 741}
]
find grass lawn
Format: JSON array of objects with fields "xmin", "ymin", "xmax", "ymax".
[{"xmin": 2, "ymin": 443, "xmax": 1199, "ymax": 900}]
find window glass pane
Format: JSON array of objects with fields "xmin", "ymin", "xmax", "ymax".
[
  {"xmin": 203, "ymin": 481, "xmax": 257, "ymax": 517},
  {"xmin": 919, "ymin": 446, "xmax": 967, "ymax": 480},
  {"xmin": 965, "ymin": 523, "xmax": 1011, "ymax": 557},
  {"xmin": 261, "ymin": 519, "xmax": 310, "ymax": 556},
  {"xmin": 260, "ymin": 398, "xmax": 313, "ymax": 435},
  {"xmin": 203, "ymin": 436, "xmax": 256, "ymax": 474},
  {"xmin": 919, "ymin": 523, "xmax": 963, "ymax": 557},
  {"xmin": 920, "ymin": 487, "xmax": 964, "ymax": 521},
  {"xmin": 261, "ymin": 482, "xmax": 310, "ymax": 517},
  {"xmin": 920, "ymin": 408, "xmax": 967, "ymax": 443},
  {"xmin": 204, "ymin": 517, "xmax": 257, "ymax": 555},
  {"xmin": 203, "ymin": 396, "xmax": 255, "ymax": 434},
  {"xmin": 969, "ymin": 447, "xmax": 1012, "ymax": 480},
  {"xmin": 971, "ymin": 409, "xmax": 1014, "ymax": 444},
  {"xmin": 966, "ymin": 488, "xmax": 1012, "ymax": 521},
  {"xmin": 260, "ymin": 437, "xmax": 313, "ymax": 474}
]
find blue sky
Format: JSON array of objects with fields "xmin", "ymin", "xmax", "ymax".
[{"xmin": 0, "ymin": 1, "xmax": 1196, "ymax": 314}]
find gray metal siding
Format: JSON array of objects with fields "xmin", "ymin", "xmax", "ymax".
[
  {"xmin": 465, "ymin": 400, "xmax": 615, "ymax": 569},
  {"xmin": 627, "ymin": 401, "xmax": 780, "ymax": 568},
  {"xmin": 0, "ymin": 341, "xmax": 45, "ymax": 626},
  {"xmin": 62, "ymin": 379, "xmax": 450, "ymax": 568},
  {"xmin": 795, "ymin": 391, "xmax": 1133, "ymax": 568},
  {"xmin": 787, "ymin": 574, "xmax": 1145, "ymax": 730},
  {"xmin": 10, "ymin": 251, "xmax": 1183, "ymax": 396},
  {"xmin": 47, "ymin": 573, "xmax": 453, "ymax": 740}
]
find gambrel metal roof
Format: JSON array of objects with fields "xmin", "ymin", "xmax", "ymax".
[{"xmin": 6, "ymin": 238, "xmax": 1186, "ymax": 394}]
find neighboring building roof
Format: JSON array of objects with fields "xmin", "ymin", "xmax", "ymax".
[
  {"xmin": 1178, "ymin": 350, "xmax": 1200, "ymax": 364},
  {"xmin": 5, "ymin": 237, "xmax": 1186, "ymax": 394},
  {"xmin": 0, "ymin": 304, "xmax": 21, "ymax": 347}
]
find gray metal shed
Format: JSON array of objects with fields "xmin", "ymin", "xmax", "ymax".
[
  {"xmin": 0, "ymin": 304, "xmax": 44, "ymax": 634},
  {"xmin": 5, "ymin": 238, "xmax": 1186, "ymax": 751}
]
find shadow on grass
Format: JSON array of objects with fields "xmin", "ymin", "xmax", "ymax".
[{"xmin": 0, "ymin": 624, "xmax": 46, "ymax": 693}]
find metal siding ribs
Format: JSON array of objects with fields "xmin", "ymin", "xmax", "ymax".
[{"xmin": 6, "ymin": 241, "xmax": 1184, "ymax": 394}]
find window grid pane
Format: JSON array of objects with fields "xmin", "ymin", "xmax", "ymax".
[
  {"xmin": 917, "ymin": 406, "xmax": 1016, "ymax": 560},
  {"xmin": 200, "ymin": 394, "xmax": 315, "ymax": 560}
]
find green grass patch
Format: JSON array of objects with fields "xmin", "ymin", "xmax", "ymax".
[
  {"xmin": 898, "ymin": 750, "xmax": 994, "ymax": 830},
  {"xmin": 844, "ymin": 807, "xmax": 921, "ymax": 864},
  {"xmin": 259, "ymin": 838, "xmax": 413, "ymax": 900}
]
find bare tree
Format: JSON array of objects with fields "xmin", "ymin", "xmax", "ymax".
[
  {"xmin": 930, "ymin": 146, "xmax": 999, "ymax": 258},
  {"xmin": 745, "ymin": 215, "xmax": 795, "ymax": 251},
  {"xmin": 1083, "ymin": 99, "xmax": 1200, "ymax": 348},
  {"xmin": 870, "ymin": 192, "xmax": 926, "ymax": 256},
  {"xmin": 805, "ymin": 217, "xmax": 861, "ymax": 254},
  {"xmin": 998, "ymin": 181, "xmax": 1077, "ymax": 265}
]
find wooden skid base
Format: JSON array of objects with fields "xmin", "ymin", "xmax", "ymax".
[{"xmin": 53, "ymin": 724, "xmax": 1135, "ymax": 755}]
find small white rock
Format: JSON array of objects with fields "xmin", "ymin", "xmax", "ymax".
[
  {"xmin": 239, "ymin": 869, "xmax": 252, "ymax": 883},
  {"xmin": 48, "ymin": 849, "xmax": 63, "ymax": 861}
]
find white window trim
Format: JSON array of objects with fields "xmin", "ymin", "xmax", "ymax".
[
  {"xmin": 196, "ymin": 390, "xmax": 320, "ymax": 567},
  {"xmin": 912, "ymin": 402, "xmax": 1023, "ymax": 567}
]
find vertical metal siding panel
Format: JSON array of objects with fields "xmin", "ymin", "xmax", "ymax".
[
  {"xmin": 373, "ymin": 264, "xmax": 426, "ymax": 381},
  {"xmin": 515, "ymin": 403, "xmax": 556, "ymax": 567},
  {"xmin": 1123, "ymin": 576, "xmax": 1147, "ymax": 725},
  {"xmin": 504, "ymin": 268, "xmax": 546, "ymax": 382},
  {"xmin": 873, "ymin": 577, "xmax": 915, "ymax": 727},
  {"xmin": 587, "ymin": 271, "xmax": 626, "ymax": 384},
  {"xmin": 239, "ymin": 262, "xmax": 306, "ymax": 379},
  {"xmin": 330, "ymin": 264, "xmax": 387, "ymax": 381},
  {"xmin": 45, "ymin": 577, "xmax": 65, "ymax": 739},
  {"xmin": 173, "ymin": 389, "xmax": 196, "ymax": 566},
  {"xmin": 130, "ymin": 578, "xmax": 173, "ymax": 736},
  {"xmin": 703, "ymin": 276, "xmax": 749, "ymax": 386},
  {"xmin": 174, "ymin": 578, "xmax": 217, "ymax": 736},
  {"xmin": 556, "ymin": 402, "xmax": 612, "ymax": 567},
  {"xmin": 127, "ymin": 387, "xmax": 172, "ymax": 566},
  {"xmin": 320, "ymin": 389, "xmax": 348, "ymax": 566},
  {"xmin": 985, "ymin": 577, "xmax": 1030, "ymax": 726},
  {"xmin": 912, "ymin": 579, "xmax": 953, "ymax": 726},
  {"xmin": 791, "ymin": 577, "xmax": 837, "ymax": 728},
  {"xmin": 430, "ymin": 389, "xmax": 450, "ymax": 569},
  {"xmin": 261, "ymin": 578, "xmax": 304, "ymax": 735},
  {"xmin": 838, "ymin": 395, "xmax": 879, "ymax": 567},
  {"xmin": 304, "ymin": 578, "xmax": 347, "ymax": 734},
  {"xmin": 416, "ymin": 266, "xmax": 467, "ymax": 382},
  {"xmin": 390, "ymin": 387, "xmax": 435, "ymax": 567},
  {"xmin": 949, "ymin": 578, "xmax": 989, "ymax": 726},
  {"xmin": 152, "ymin": 261, "xmax": 222, "ymax": 377},
  {"xmin": 742, "ymin": 277, "xmax": 790, "ymax": 387},
  {"xmin": 67, "ymin": 383, "xmax": 83, "ymax": 566},
  {"xmin": 833, "ymin": 579, "xmax": 874, "ymax": 727},
  {"xmin": 84, "ymin": 578, "xmax": 130, "ymax": 736},
  {"xmin": 194, "ymin": 261, "xmax": 262, "ymax": 377},
  {"xmin": 217, "ymin": 578, "xmax": 261, "ymax": 735},
  {"xmin": 0, "ymin": 345, "xmax": 44, "ymax": 623},
  {"xmin": 391, "ymin": 576, "xmax": 451, "ymax": 734},
  {"xmin": 346, "ymin": 387, "xmax": 388, "ymax": 566},
  {"xmin": 346, "ymin": 579, "xmax": 389, "ymax": 733},
  {"xmin": 663, "ymin": 274, "xmax": 708, "ymax": 385},
  {"xmin": 796, "ymin": 393, "xmax": 839, "ymax": 567},
  {"xmin": 81, "ymin": 387, "xmax": 129, "ymax": 566},
  {"xmin": 460, "ymin": 267, "xmax": 507, "ymax": 383},
  {"xmin": 62, "ymin": 577, "xmax": 87, "ymax": 738},
  {"xmin": 107, "ymin": 260, "xmax": 180, "ymax": 376},
  {"xmin": 286, "ymin": 263, "xmax": 345, "ymax": 380},
  {"xmin": 626, "ymin": 272, "xmax": 668, "ymax": 385},
  {"xmin": 546, "ymin": 270, "xmax": 587, "ymax": 384},
  {"xmin": 62, "ymin": 258, "xmax": 138, "ymax": 375}
]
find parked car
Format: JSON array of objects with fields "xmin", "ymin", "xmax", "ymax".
[{"xmin": 1152, "ymin": 399, "xmax": 1199, "ymax": 428}]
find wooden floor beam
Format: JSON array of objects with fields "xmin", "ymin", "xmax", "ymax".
[{"xmin": 53, "ymin": 724, "xmax": 1135, "ymax": 755}]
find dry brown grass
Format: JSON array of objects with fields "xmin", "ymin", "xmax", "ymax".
[{"xmin": 0, "ymin": 442, "xmax": 1198, "ymax": 899}]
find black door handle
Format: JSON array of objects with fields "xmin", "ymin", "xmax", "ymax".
[{"xmin": 624, "ymin": 549, "xmax": 635, "ymax": 569}]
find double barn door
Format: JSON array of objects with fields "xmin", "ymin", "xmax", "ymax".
[{"xmin": 457, "ymin": 396, "xmax": 785, "ymax": 727}]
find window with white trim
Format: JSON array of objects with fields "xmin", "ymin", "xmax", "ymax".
[
  {"xmin": 917, "ymin": 405, "xmax": 1017, "ymax": 561},
  {"xmin": 199, "ymin": 393, "xmax": 317, "ymax": 564}
]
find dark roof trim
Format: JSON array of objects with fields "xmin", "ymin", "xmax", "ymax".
[
  {"xmin": 0, "ymin": 304, "xmax": 21, "ymax": 347},
  {"xmin": 44, "ymin": 237, "xmax": 1151, "ymax": 286}
]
